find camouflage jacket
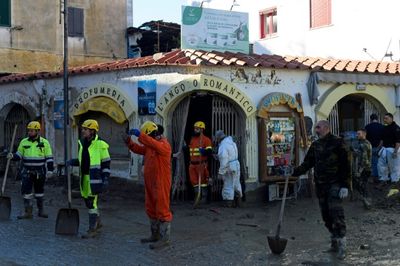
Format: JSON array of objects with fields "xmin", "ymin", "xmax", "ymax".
[
  {"xmin": 292, "ymin": 133, "xmax": 351, "ymax": 188},
  {"xmin": 353, "ymin": 139, "xmax": 372, "ymax": 173}
]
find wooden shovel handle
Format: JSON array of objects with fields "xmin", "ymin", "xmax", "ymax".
[{"xmin": 2, "ymin": 125, "xmax": 18, "ymax": 196}]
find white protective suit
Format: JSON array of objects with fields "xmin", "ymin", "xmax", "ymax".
[
  {"xmin": 217, "ymin": 136, "xmax": 242, "ymax": 200},
  {"xmin": 378, "ymin": 147, "xmax": 400, "ymax": 182}
]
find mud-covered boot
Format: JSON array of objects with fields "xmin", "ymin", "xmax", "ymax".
[
  {"xmin": 337, "ymin": 237, "xmax": 346, "ymax": 260},
  {"xmin": 149, "ymin": 222, "xmax": 170, "ymax": 249},
  {"xmin": 95, "ymin": 216, "xmax": 103, "ymax": 230},
  {"xmin": 325, "ymin": 236, "xmax": 338, "ymax": 253},
  {"xmin": 234, "ymin": 191, "xmax": 242, "ymax": 208},
  {"xmin": 223, "ymin": 200, "xmax": 234, "ymax": 208},
  {"xmin": 36, "ymin": 197, "xmax": 48, "ymax": 218},
  {"xmin": 201, "ymin": 187, "xmax": 208, "ymax": 204},
  {"xmin": 362, "ymin": 197, "xmax": 372, "ymax": 210},
  {"xmin": 141, "ymin": 219, "xmax": 160, "ymax": 243},
  {"xmin": 17, "ymin": 199, "xmax": 33, "ymax": 219},
  {"xmin": 82, "ymin": 213, "xmax": 99, "ymax": 239}
]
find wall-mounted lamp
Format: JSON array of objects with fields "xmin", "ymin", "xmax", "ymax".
[{"xmin": 230, "ymin": 0, "xmax": 240, "ymax": 11}]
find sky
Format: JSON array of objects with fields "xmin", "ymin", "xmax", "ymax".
[{"xmin": 132, "ymin": 0, "xmax": 190, "ymax": 27}]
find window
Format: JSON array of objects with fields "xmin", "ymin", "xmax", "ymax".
[
  {"xmin": 0, "ymin": 0, "xmax": 11, "ymax": 27},
  {"xmin": 68, "ymin": 7, "xmax": 84, "ymax": 37},
  {"xmin": 310, "ymin": 0, "xmax": 331, "ymax": 28},
  {"xmin": 260, "ymin": 8, "xmax": 277, "ymax": 38}
]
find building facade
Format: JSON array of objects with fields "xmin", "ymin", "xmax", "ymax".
[
  {"xmin": 197, "ymin": 0, "xmax": 400, "ymax": 62},
  {"xmin": 0, "ymin": 49, "xmax": 399, "ymax": 199},
  {"xmin": 0, "ymin": 0, "xmax": 132, "ymax": 74}
]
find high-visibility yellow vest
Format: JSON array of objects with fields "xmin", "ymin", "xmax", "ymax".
[
  {"xmin": 78, "ymin": 135, "xmax": 111, "ymax": 194},
  {"xmin": 16, "ymin": 136, "xmax": 54, "ymax": 170}
]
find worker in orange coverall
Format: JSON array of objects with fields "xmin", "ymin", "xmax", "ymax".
[
  {"xmin": 188, "ymin": 121, "xmax": 213, "ymax": 205},
  {"xmin": 122, "ymin": 121, "xmax": 172, "ymax": 250}
]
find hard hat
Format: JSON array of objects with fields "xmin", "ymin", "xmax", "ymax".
[
  {"xmin": 27, "ymin": 121, "xmax": 41, "ymax": 130},
  {"xmin": 82, "ymin": 119, "xmax": 99, "ymax": 132},
  {"xmin": 140, "ymin": 121, "xmax": 158, "ymax": 135},
  {"xmin": 194, "ymin": 121, "xmax": 205, "ymax": 129}
]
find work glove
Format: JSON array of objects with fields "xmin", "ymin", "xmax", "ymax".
[
  {"xmin": 338, "ymin": 188, "xmax": 349, "ymax": 199},
  {"xmin": 128, "ymin": 128, "xmax": 141, "ymax": 137},
  {"xmin": 46, "ymin": 171, "xmax": 54, "ymax": 179},
  {"xmin": 6, "ymin": 153, "xmax": 13, "ymax": 160},
  {"xmin": 199, "ymin": 147, "xmax": 206, "ymax": 156}
]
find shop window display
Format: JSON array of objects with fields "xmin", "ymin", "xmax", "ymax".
[{"xmin": 266, "ymin": 117, "xmax": 295, "ymax": 177}]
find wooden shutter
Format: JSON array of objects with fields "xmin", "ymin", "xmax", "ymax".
[
  {"xmin": 0, "ymin": 0, "xmax": 11, "ymax": 26},
  {"xmin": 310, "ymin": 0, "xmax": 331, "ymax": 28},
  {"xmin": 68, "ymin": 7, "xmax": 84, "ymax": 37}
]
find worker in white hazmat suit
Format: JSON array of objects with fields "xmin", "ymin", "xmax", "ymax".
[{"xmin": 215, "ymin": 130, "xmax": 242, "ymax": 207}]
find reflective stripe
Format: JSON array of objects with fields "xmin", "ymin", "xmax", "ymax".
[
  {"xmin": 200, "ymin": 184, "xmax": 208, "ymax": 187},
  {"xmin": 205, "ymin": 146, "xmax": 212, "ymax": 149},
  {"xmin": 23, "ymin": 193, "xmax": 34, "ymax": 199},
  {"xmin": 23, "ymin": 156, "xmax": 46, "ymax": 160},
  {"xmin": 34, "ymin": 193, "xmax": 44, "ymax": 198},
  {"xmin": 46, "ymin": 158, "xmax": 54, "ymax": 162},
  {"xmin": 90, "ymin": 179, "xmax": 103, "ymax": 184},
  {"xmin": 88, "ymin": 208, "xmax": 99, "ymax": 214},
  {"xmin": 190, "ymin": 152, "xmax": 201, "ymax": 156},
  {"xmin": 102, "ymin": 169, "xmax": 111, "ymax": 173},
  {"xmin": 90, "ymin": 165, "xmax": 101, "ymax": 169},
  {"xmin": 101, "ymin": 158, "xmax": 111, "ymax": 163},
  {"xmin": 16, "ymin": 151, "xmax": 23, "ymax": 158},
  {"xmin": 190, "ymin": 148, "xmax": 200, "ymax": 151},
  {"xmin": 24, "ymin": 162, "xmax": 46, "ymax": 166}
]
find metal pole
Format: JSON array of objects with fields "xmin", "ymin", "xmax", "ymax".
[{"xmin": 63, "ymin": 0, "xmax": 70, "ymax": 200}]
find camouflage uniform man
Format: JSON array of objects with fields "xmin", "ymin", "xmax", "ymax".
[
  {"xmin": 353, "ymin": 129, "xmax": 372, "ymax": 209},
  {"xmin": 292, "ymin": 120, "xmax": 351, "ymax": 260}
]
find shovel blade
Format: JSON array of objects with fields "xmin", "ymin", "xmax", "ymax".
[
  {"xmin": 55, "ymin": 208, "xmax": 80, "ymax": 235},
  {"xmin": 0, "ymin": 196, "xmax": 11, "ymax": 220},
  {"xmin": 267, "ymin": 236, "xmax": 288, "ymax": 255}
]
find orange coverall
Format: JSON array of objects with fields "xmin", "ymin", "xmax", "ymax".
[
  {"xmin": 189, "ymin": 135, "xmax": 212, "ymax": 188},
  {"xmin": 127, "ymin": 134, "xmax": 172, "ymax": 222}
]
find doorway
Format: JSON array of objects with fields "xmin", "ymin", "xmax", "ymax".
[{"xmin": 169, "ymin": 92, "xmax": 246, "ymax": 201}]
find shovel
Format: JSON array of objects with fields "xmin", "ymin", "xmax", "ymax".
[
  {"xmin": 0, "ymin": 124, "xmax": 17, "ymax": 220},
  {"xmin": 267, "ymin": 173, "xmax": 290, "ymax": 255},
  {"xmin": 55, "ymin": 166, "xmax": 79, "ymax": 235}
]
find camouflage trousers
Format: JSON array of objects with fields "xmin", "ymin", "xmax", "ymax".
[
  {"xmin": 353, "ymin": 170, "xmax": 370, "ymax": 198},
  {"xmin": 316, "ymin": 183, "xmax": 346, "ymax": 238}
]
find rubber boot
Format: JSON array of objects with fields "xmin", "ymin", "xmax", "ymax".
[
  {"xmin": 149, "ymin": 222, "xmax": 170, "ymax": 249},
  {"xmin": 36, "ymin": 197, "xmax": 48, "ymax": 218},
  {"xmin": 82, "ymin": 213, "xmax": 99, "ymax": 239},
  {"xmin": 201, "ymin": 187, "xmax": 208, "ymax": 204},
  {"xmin": 337, "ymin": 237, "xmax": 346, "ymax": 260},
  {"xmin": 325, "ymin": 236, "xmax": 338, "ymax": 253},
  {"xmin": 17, "ymin": 199, "xmax": 33, "ymax": 219},
  {"xmin": 95, "ymin": 216, "xmax": 103, "ymax": 230},
  {"xmin": 223, "ymin": 200, "xmax": 234, "ymax": 208},
  {"xmin": 362, "ymin": 197, "xmax": 372, "ymax": 210},
  {"xmin": 141, "ymin": 219, "xmax": 160, "ymax": 243},
  {"xmin": 234, "ymin": 191, "xmax": 241, "ymax": 208}
]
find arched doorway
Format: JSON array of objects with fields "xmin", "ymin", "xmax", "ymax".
[
  {"xmin": 2, "ymin": 104, "xmax": 32, "ymax": 151},
  {"xmin": 169, "ymin": 92, "xmax": 246, "ymax": 201},
  {"xmin": 78, "ymin": 111, "xmax": 129, "ymax": 159},
  {"xmin": 327, "ymin": 94, "xmax": 386, "ymax": 136}
]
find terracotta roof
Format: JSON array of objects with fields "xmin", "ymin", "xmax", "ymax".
[{"xmin": 1, "ymin": 49, "xmax": 400, "ymax": 84}]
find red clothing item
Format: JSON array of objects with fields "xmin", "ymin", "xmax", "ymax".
[
  {"xmin": 127, "ymin": 134, "xmax": 172, "ymax": 222},
  {"xmin": 189, "ymin": 134, "xmax": 212, "ymax": 186}
]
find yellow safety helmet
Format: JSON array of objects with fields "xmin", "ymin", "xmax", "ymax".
[
  {"xmin": 194, "ymin": 121, "xmax": 205, "ymax": 129},
  {"xmin": 82, "ymin": 119, "xmax": 99, "ymax": 132},
  {"xmin": 27, "ymin": 121, "xmax": 41, "ymax": 130},
  {"xmin": 140, "ymin": 121, "xmax": 158, "ymax": 135}
]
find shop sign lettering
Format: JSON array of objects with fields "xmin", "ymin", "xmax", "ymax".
[
  {"xmin": 72, "ymin": 83, "xmax": 134, "ymax": 117},
  {"xmin": 156, "ymin": 75, "xmax": 256, "ymax": 117},
  {"xmin": 261, "ymin": 92, "xmax": 302, "ymax": 112}
]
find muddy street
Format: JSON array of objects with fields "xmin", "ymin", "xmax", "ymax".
[{"xmin": 0, "ymin": 178, "xmax": 400, "ymax": 266}]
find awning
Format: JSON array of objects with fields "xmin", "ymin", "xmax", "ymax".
[
  {"xmin": 73, "ymin": 96, "xmax": 127, "ymax": 124},
  {"xmin": 307, "ymin": 72, "xmax": 400, "ymax": 105}
]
